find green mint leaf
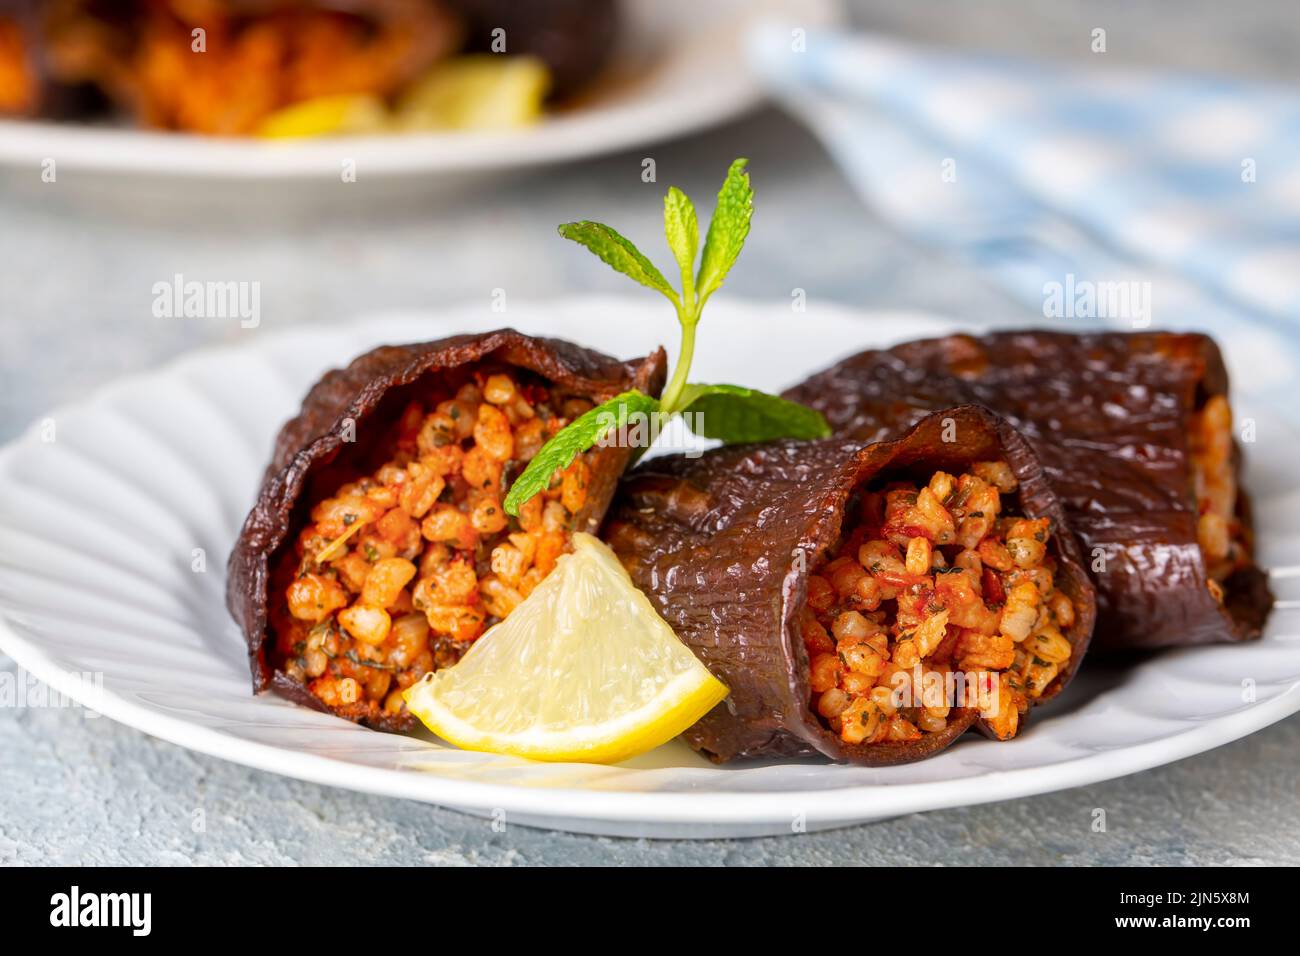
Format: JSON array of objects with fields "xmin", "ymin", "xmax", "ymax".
[
  {"xmin": 503, "ymin": 390, "xmax": 662, "ymax": 515},
  {"xmin": 676, "ymin": 383, "xmax": 830, "ymax": 444},
  {"xmin": 694, "ymin": 158, "xmax": 753, "ymax": 308},
  {"xmin": 663, "ymin": 186, "xmax": 699, "ymax": 309},
  {"xmin": 557, "ymin": 221, "xmax": 677, "ymax": 303}
]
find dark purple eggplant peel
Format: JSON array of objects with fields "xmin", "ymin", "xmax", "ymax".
[
  {"xmin": 227, "ymin": 329, "xmax": 666, "ymax": 730},
  {"xmin": 782, "ymin": 330, "xmax": 1273, "ymax": 654},
  {"xmin": 605, "ymin": 405, "xmax": 1097, "ymax": 765}
]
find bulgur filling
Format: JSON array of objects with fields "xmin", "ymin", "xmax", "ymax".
[
  {"xmin": 270, "ymin": 365, "xmax": 596, "ymax": 723},
  {"xmin": 1189, "ymin": 394, "xmax": 1248, "ymax": 599},
  {"xmin": 803, "ymin": 462, "xmax": 1077, "ymax": 745}
]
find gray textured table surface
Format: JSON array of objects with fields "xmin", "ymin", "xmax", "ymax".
[{"xmin": 2, "ymin": 1, "xmax": 1298, "ymax": 865}]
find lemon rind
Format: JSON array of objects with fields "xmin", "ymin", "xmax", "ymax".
[{"xmin": 406, "ymin": 666, "xmax": 727, "ymax": 764}]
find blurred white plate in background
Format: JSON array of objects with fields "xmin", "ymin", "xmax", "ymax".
[
  {"xmin": 0, "ymin": 297, "xmax": 1297, "ymax": 839},
  {"xmin": 0, "ymin": 0, "xmax": 838, "ymax": 180}
]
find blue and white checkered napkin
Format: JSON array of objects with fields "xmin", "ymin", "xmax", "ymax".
[{"xmin": 749, "ymin": 26, "xmax": 1300, "ymax": 385}]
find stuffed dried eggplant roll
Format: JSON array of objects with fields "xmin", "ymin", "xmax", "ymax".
[
  {"xmin": 783, "ymin": 330, "xmax": 1272, "ymax": 653},
  {"xmin": 605, "ymin": 406, "xmax": 1096, "ymax": 765},
  {"xmin": 228, "ymin": 330, "xmax": 666, "ymax": 730}
]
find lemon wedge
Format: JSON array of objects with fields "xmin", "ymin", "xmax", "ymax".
[
  {"xmin": 393, "ymin": 55, "xmax": 550, "ymax": 132},
  {"xmin": 404, "ymin": 533, "xmax": 728, "ymax": 763},
  {"xmin": 257, "ymin": 95, "xmax": 389, "ymax": 139}
]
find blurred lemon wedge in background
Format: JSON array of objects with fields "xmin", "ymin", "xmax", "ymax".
[
  {"xmin": 404, "ymin": 533, "xmax": 728, "ymax": 764},
  {"xmin": 256, "ymin": 94, "xmax": 389, "ymax": 139},
  {"xmin": 394, "ymin": 55, "xmax": 550, "ymax": 131}
]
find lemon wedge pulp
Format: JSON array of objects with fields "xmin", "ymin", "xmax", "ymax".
[
  {"xmin": 394, "ymin": 55, "xmax": 550, "ymax": 131},
  {"xmin": 256, "ymin": 95, "xmax": 388, "ymax": 139},
  {"xmin": 404, "ymin": 533, "xmax": 728, "ymax": 763}
]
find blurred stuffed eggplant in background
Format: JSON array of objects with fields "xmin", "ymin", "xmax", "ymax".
[{"xmin": 0, "ymin": 0, "xmax": 618, "ymax": 136}]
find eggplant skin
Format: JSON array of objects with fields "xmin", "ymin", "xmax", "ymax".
[
  {"xmin": 226, "ymin": 329, "xmax": 667, "ymax": 731},
  {"xmin": 782, "ymin": 330, "xmax": 1273, "ymax": 653},
  {"xmin": 605, "ymin": 405, "xmax": 1096, "ymax": 765}
]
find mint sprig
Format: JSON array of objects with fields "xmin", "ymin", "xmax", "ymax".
[
  {"xmin": 695, "ymin": 158, "xmax": 755, "ymax": 307},
  {"xmin": 554, "ymin": 221, "xmax": 677, "ymax": 302},
  {"xmin": 675, "ymin": 384, "xmax": 830, "ymax": 444},
  {"xmin": 503, "ymin": 391, "xmax": 660, "ymax": 516},
  {"xmin": 503, "ymin": 158, "xmax": 830, "ymax": 517},
  {"xmin": 662, "ymin": 186, "xmax": 699, "ymax": 315}
]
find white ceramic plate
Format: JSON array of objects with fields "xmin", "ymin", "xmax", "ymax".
[
  {"xmin": 0, "ymin": 0, "xmax": 837, "ymax": 180},
  {"xmin": 1, "ymin": 297, "xmax": 1298, "ymax": 839}
]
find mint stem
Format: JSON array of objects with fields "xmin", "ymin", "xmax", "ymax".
[{"xmin": 659, "ymin": 318, "xmax": 697, "ymax": 414}]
